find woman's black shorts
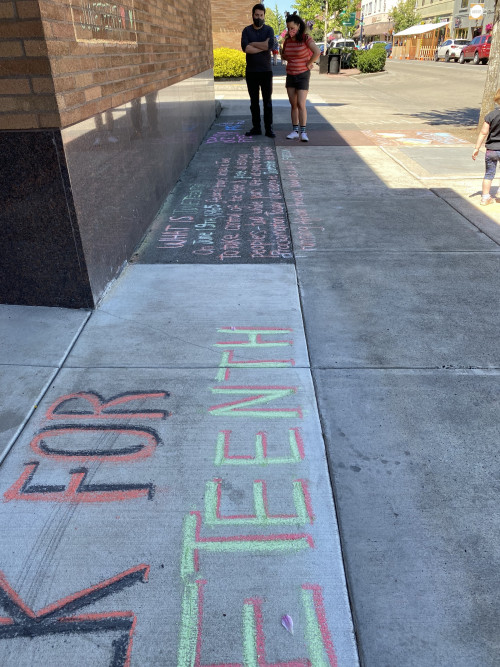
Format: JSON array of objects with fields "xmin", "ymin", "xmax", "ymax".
[{"xmin": 285, "ymin": 70, "xmax": 311, "ymax": 91}]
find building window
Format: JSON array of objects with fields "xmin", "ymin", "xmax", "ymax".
[{"xmin": 460, "ymin": 0, "xmax": 468, "ymax": 6}]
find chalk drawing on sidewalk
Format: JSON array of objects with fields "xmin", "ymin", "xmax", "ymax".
[
  {"xmin": 215, "ymin": 327, "xmax": 293, "ymax": 347},
  {"xmin": 2, "ymin": 390, "xmax": 168, "ymax": 503},
  {"xmin": 180, "ymin": 511, "xmax": 314, "ymax": 579},
  {"xmin": 214, "ymin": 429, "xmax": 305, "ymax": 466},
  {"xmin": 204, "ymin": 478, "xmax": 314, "ymax": 525},
  {"xmin": 209, "ymin": 387, "xmax": 302, "ymax": 418},
  {"xmin": 138, "ymin": 143, "xmax": 293, "ymax": 263},
  {"xmin": 3, "ymin": 461, "xmax": 156, "ymax": 503},
  {"xmin": 177, "ymin": 579, "xmax": 338, "ymax": 667},
  {"xmin": 362, "ymin": 130, "xmax": 469, "ymax": 146},
  {"xmin": 0, "ymin": 564, "xmax": 149, "ymax": 667},
  {"xmin": 204, "ymin": 120, "xmax": 254, "ymax": 144},
  {"xmin": 46, "ymin": 391, "xmax": 170, "ymax": 421},
  {"xmin": 30, "ymin": 425, "xmax": 160, "ymax": 461},
  {"xmin": 279, "ymin": 156, "xmax": 324, "ymax": 253},
  {"xmin": 216, "ymin": 350, "xmax": 295, "ymax": 382},
  {"xmin": 215, "ymin": 328, "xmax": 295, "ymax": 382}
]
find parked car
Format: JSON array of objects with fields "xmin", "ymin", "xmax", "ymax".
[
  {"xmin": 434, "ymin": 38, "xmax": 470, "ymax": 62},
  {"xmin": 328, "ymin": 39, "xmax": 357, "ymax": 50},
  {"xmin": 459, "ymin": 34, "xmax": 491, "ymax": 64}
]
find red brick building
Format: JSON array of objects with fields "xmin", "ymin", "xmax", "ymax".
[{"xmin": 1, "ymin": 0, "xmax": 216, "ymax": 307}]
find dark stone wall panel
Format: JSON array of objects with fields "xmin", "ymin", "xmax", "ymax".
[{"xmin": 0, "ymin": 130, "xmax": 94, "ymax": 309}]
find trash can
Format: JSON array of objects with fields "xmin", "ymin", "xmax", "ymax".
[
  {"xmin": 318, "ymin": 54, "xmax": 329, "ymax": 74},
  {"xmin": 328, "ymin": 53, "xmax": 340, "ymax": 74}
]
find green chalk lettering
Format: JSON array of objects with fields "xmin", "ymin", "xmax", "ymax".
[{"xmin": 209, "ymin": 387, "xmax": 301, "ymax": 418}]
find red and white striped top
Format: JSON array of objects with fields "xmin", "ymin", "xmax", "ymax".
[{"xmin": 282, "ymin": 35, "xmax": 314, "ymax": 75}]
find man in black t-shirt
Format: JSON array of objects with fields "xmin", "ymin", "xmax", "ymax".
[{"xmin": 241, "ymin": 3, "xmax": 275, "ymax": 138}]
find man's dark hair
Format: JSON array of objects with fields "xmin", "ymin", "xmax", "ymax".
[{"xmin": 252, "ymin": 3, "xmax": 266, "ymax": 13}]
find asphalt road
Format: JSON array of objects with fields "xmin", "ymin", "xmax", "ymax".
[{"xmin": 359, "ymin": 59, "xmax": 487, "ymax": 129}]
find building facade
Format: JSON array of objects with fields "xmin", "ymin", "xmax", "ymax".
[
  {"xmin": 1, "ymin": 0, "xmax": 216, "ymax": 308},
  {"xmin": 415, "ymin": 0, "xmax": 454, "ymax": 24},
  {"xmin": 357, "ymin": 0, "xmax": 396, "ymax": 42},
  {"xmin": 451, "ymin": 0, "xmax": 495, "ymax": 38}
]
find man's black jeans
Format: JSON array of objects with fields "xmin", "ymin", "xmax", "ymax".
[{"xmin": 245, "ymin": 71, "xmax": 273, "ymax": 131}]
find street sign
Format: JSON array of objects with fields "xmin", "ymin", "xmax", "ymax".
[
  {"xmin": 342, "ymin": 12, "xmax": 356, "ymax": 26},
  {"xmin": 469, "ymin": 3, "xmax": 484, "ymax": 19}
]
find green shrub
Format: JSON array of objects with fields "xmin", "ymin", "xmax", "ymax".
[
  {"xmin": 356, "ymin": 46, "xmax": 386, "ymax": 73},
  {"xmin": 344, "ymin": 48, "xmax": 358, "ymax": 68},
  {"xmin": 213, "ymin": 48, "xmax": 246, "ymax": 78}
]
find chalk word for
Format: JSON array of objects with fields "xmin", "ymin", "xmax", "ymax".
[{"xmin": 3, "ymin": 391, "xmax": 169, "ymax": 504}]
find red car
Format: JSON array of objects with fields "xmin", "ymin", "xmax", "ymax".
[{"xmin": 459, "ymin": 34, "xmax": 491, "ymax": 64}]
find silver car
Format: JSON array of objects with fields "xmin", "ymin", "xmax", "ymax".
[{"xmin": 434, "ymin": 38, "xmax": 470, "ymax": 62}]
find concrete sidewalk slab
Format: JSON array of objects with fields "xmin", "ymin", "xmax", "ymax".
[
  {"xmin": 383, "ymin": 145, "xmax": 483, "ymax": 180},
  {"xmin": 275, "ymin": 129, "xmax": 376, "ymax": 147},
  {"xmin": 277, "ymin": 146, "xmax": 427, "ymax": 196},
  {"xmin": 314, "ymin": 368, "xmax": 500, "ymax": 667},
  {"xmin": 295, "ymin": 251, "xmax": 500, "ymax": 368},
  {"xmin": 0, "ymin": 366, "xmax": 58, "ymax": 463},
  {"xmin": 286, "ymin": 194, "xmax": 498, "ymax": 253},
  {"xmin": 0, "ymin": 305, "xmax": 90, "ymax": 366},
  {"xmin": 0, "ymin": 306, "xmax": 90, "ymax": 463},
  {"xmin": 65, "ymin": 265, "xmax": 309, "ymax": 369},
  {"xmin": 363, "ymin": 130, "xmax": 470, "ymax": 147},
  {"xmin": 0, "ymin": 365, "xmax": 358, "ymax": 666},
  {"xmin": 431, "ymin": 186, "xmax": 500, "ymax": 246}
]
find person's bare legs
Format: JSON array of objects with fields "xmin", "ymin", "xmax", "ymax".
[
  {"xmin": 482, "ymin": 178, "xmax": 492, "ymax": 198},
  {"xmin": 297, "ymin": 89, "xmax": 308, "ymax": 127},
  {"xmin": 287, "ymin": 87, "xmax": 299, "ymax": 125}
]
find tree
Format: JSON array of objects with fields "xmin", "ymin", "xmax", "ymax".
[
  {"xmin": 291, "ymin": 0, "xmax": 322, "ymax": 24},
  {"xmin": 479, "ymin": 9, "xmax": 500, "ymax": 128},
  {"xmin": 389, "ymin": 0, "xmax": 421, "ymax": 33},
  {"xmin": 265, "ymin": 6, "xmax": 285, "ymax": 35},
  {"xmin": 291, "ymin": 0, "xmax": 353, "ymax": 42}
]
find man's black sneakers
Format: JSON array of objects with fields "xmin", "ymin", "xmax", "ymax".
[
  {"xmin": 265, "ymin": 128, "xmax": 276, "ymax": 138},
  {"xmin": 245, "ymin": 127, "xmax": 262, "ymax": 136}
]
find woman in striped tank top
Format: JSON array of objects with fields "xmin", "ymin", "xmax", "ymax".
[{"xmin": 280, "ymin": 13, "xmax": 320, "ymax": 142}]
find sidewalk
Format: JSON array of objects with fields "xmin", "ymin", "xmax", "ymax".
[{"xmin": 1, "ymin": 64, "xmax": 499, "ymax": 666}]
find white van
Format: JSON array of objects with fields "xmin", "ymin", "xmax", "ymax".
[{"xmin": 328, "ymin": 39, "xmax": 356, "ymax": 50}]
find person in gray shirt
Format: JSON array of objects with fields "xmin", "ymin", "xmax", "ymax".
[{"xmin": 241, "ymin": 4, "xmax": 275, "ymax": 138}]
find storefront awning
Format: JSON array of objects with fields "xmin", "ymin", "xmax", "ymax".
[
  {"xmin": 358, "ymin": 21, "xmax": 394, "ymax": 37},
  {"xmin": 393, "ymin": 21, "xmax": 449, "ymax": 36}
]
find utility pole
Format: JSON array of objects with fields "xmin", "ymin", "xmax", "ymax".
[
  {"xmin": 323, "ymin": 0, "xmax": 329, "ymax": 52},
  {"xmin": 479, "ymin": 1, "xmax": 500, "ymax": 128}
]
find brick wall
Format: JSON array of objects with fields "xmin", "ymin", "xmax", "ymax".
[
  {"xmin": 0, "ymin": 0, "xmax": 214, "ymax": 130},
  {"xmin": 0, "ymin": 0, "xmax": 57, "ymax": 129},
  {"xmin": 211, "ymin": 0, "xmax": 250, "ymax": 50}
]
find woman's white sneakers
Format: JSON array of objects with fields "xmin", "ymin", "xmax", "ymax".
[{"xmin": 286, "ymin": 130, "xmax": 309, "ymax": 141}]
